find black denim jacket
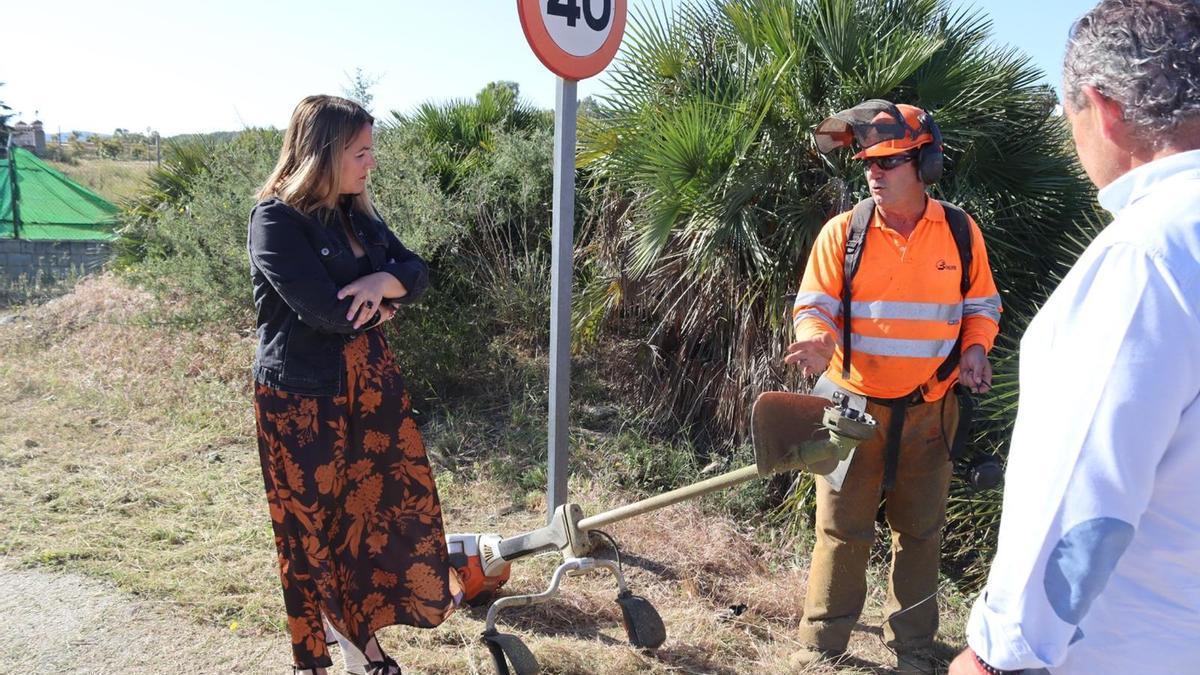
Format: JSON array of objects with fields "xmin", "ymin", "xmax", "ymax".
[{"xmin": 248, "ymin": 197, "xmax": 428, "ymax": 396}]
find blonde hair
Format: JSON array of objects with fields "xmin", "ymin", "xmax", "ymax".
[{"xmin": 257, "ymin": 95, "xmax": 377, "ymax": 214}]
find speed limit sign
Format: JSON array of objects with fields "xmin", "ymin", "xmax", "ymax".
[{"xmin": 518, "ymin": 0, "xmax": 628, "ymax": 80}]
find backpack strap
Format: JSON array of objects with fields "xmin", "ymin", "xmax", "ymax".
[
  {"xmin": 840, "ymin": 198, "xmax": 876, "ymax": 379},
  {"xmin": 940, "ymin": 200, "xmax": 973, "ymax": 295},
  {"xmin": 935, "ymin": 200, "xmax": 973, "ymax": 382}
]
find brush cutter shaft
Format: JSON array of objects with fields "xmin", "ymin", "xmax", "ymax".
[
  {"xmin": 577, "ymin": 465, "xmax": 759, "ymax": 531},
  {"xmin": 475, "ymin": 393, "xmax": 875, "ymax": 578}
]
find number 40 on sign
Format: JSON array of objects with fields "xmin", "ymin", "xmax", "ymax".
[
  {"xmin": 547, "ymin": 0, "xmax": 611, "ymax": 30},
  {"xmin": 518, "ymin": 0, "xmax": 627, "ymax": 81}
]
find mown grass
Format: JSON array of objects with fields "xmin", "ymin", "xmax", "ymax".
[{"xmin": 0, "ymin": 275, "xmax": 974, "ymax": 673}]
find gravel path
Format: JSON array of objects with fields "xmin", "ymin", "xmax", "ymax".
[{"xmin": 0, "ymin": 562, "xmax": 306, "ymax": 674}]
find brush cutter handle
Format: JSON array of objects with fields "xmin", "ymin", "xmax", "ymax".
[
  {"xmin": 497, "ymin": 523, "xmax": 568, "ymax": 560},
  {"xmin": 496, "ymin": 503, "xmax": 585, "ymax": 562},
  {"xmin": 484, "ymin": 557, "xmax": 624, "ymax": 632}
]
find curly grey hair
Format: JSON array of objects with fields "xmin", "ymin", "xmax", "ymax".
[{"xmin": 1064, "ymin": 0, "xmax": 1200, "ymax": 142}]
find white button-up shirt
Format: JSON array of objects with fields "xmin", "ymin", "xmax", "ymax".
[{"xmin": 966, "ymin": 149, "xmax": 1200, "ymax": 673}]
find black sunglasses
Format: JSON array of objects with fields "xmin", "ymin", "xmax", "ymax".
[{"xmin": 861, "ymin": 152, "xmax": 918, "ymax": 171}]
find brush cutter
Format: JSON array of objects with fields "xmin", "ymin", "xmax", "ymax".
[{"xmin": 448, "ymin": 391, "xmax": 876, "ymax": 675}]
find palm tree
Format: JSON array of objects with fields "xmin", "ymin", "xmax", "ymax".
[
  {"xmin": 374, "ymin": 80, "xmax": 556, "ymax": 268},
  {"xmin": 577, "ymin": 0, "xmax": 1098, "ymax": 586},
  {"xmin": 388, "ymin": 82, "xmax": 550, "ymax": 194},
  {"xmin": 115, "ymin": 137, "xmax": 222, "ymax": 268},
  {"xmin": 371, "ymin": 82, "xmax": 560, "ymax": 355}
]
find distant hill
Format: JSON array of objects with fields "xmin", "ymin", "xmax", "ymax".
[
  {"xmin": 166, "ymin": 131, "xmax": 241, "ymax": 145},
  {"xmin": 46, "ymin": 131, "xmax": 104, "ymax": 143},
  {"xmin": 43, "ymin": 130, "xmax": 244, "ymax": 145}
]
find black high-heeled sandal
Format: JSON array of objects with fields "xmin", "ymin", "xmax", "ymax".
[
  {"xmin": 364, "ymin": 653, "xmax": 401, "ymax": 675},
  {"xmin": 356, "ymin": 636, "xmax": 401, "ymax": 675}
]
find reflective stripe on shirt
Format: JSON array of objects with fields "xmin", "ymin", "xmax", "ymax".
[
  {"xmin": 795, "ymin": 293, "xmax": 963, "ymax": 324},
  {"xmin": 851, "ymin": 300, "xmax": 962, "ymax": 323},
  {"xmin": 794, "ymin": 308, "xmax": 838, "ymax": 332},
  {"xmin": 793, "ymin": 291, "xmax": 840, "ymax": 331},
  {"xmin": 793, "ymin": 291, "xmax": 840, "ymax": 315},
  {"xmin": 964, "ymin": 294, "xmax": 1002, "ymax": 322},
  {"xmin": 852, "ymin": 334, "xmax": 957, "ymax": 359}
]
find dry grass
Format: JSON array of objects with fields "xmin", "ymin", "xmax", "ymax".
[
  {"xmin": 45, "ymin": 158, "xmax": 154, "ymax": 203},
  {"xmin": 0, "ymin": 275, "xmax": 973, "ymax": 674}
]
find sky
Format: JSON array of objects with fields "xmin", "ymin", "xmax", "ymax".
[{"xmin": 1, "ymin": 0, "xmax": 1097, "ymax": 137}]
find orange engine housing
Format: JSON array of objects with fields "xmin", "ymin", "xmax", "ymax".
[{"xmin": 447, "ymin": 533, "xmax": 511, "ymax": 605}]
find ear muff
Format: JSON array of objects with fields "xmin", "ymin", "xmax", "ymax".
[{"xmin": 917, "ymin": 112, "xmax": 944, "ymax": 185}]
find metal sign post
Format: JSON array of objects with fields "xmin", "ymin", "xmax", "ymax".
[{"xmin": 517, "ymin": 0, "xmax": 627, "ymax": 522}]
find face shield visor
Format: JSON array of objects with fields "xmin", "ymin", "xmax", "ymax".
[{"xmin": 812, "ymin": 100, "xmax": 922, "ymax": 156}]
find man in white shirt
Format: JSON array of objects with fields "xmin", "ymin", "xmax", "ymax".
[{"xmin": 949, "ymin": 1, "xmax": 1200, "ymax": 673}]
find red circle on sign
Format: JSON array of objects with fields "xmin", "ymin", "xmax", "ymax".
[{"xmin": 518, "ymin": 0, "xmax": 627, "ymax": 81}]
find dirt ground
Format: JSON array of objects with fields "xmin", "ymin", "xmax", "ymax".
[{"xmin": 0, "ymin": 562, "xmax": 301, "ymax": 673}]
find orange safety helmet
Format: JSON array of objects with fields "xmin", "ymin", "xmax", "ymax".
[
  {"xmin": 813, "ymin": 99, "xmax": 944, "ymax": 184},
  {"xmin": 853, "ymin": 104, "xmax": 936, "ymax": 158}
]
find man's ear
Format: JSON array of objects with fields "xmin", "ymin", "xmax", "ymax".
[{"xmin": 1080, "ymin": 85, "xmax": 1130, "ymax": 145}]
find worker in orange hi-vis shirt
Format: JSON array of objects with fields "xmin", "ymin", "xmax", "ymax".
[{"xmin": 784, "ymin": 100, "xmax": 1001, "ymax": 675}]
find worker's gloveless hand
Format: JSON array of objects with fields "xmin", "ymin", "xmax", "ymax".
[
  {"xmin": 784, "ymin": 332, "xmax": 837, "ymax": 378},
  {"xmin": 959, "ymin": 344, "xmax": 993, "ymax": 394}
]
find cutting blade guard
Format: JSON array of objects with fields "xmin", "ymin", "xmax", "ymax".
[
  {"xmin": 482, "ymin": 629, "xmax": 540, "ymax": 675},
  {"xmin": 616, "ymin": 590, "xmax": 667, "ymax": 649},
  {"xmin": 750, "ymin": 391, "xmax": 877, "ymax": 475}
]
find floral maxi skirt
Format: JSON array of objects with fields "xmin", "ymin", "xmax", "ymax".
[{"xmin": 253, "ymin": 330, "xmax": 455, "ymax": 669}]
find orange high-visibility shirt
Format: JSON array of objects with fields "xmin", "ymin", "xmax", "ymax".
[{"xmin": 792, "ymin": 199, "xmax": 1001, "ymax": 401}]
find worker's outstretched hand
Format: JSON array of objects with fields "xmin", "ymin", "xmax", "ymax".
[
  {"xmin": 959, "ymin": 344, "xmax": 993, "ymax": 394},
  {"xmin": 784, "ymin": 332, "xmax": 837, "ymax": 378}
]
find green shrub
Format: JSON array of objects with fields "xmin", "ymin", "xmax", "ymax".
[
  {"xmin": 116, "ymin": 130, "xmax": 281, "ymax": 326},
  {"xmin": 115, "ymin": 86, "xmax": 558, "ymax": 406}
]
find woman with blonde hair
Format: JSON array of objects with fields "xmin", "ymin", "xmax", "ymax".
[{"xmin": 248, "ymin": 94, "xmax": 458, "ymax": 675}]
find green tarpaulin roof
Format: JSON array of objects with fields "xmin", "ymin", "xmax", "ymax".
[{"xmin": 1, "ymin": 147, "xmax": 119, "ymax": 241}]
